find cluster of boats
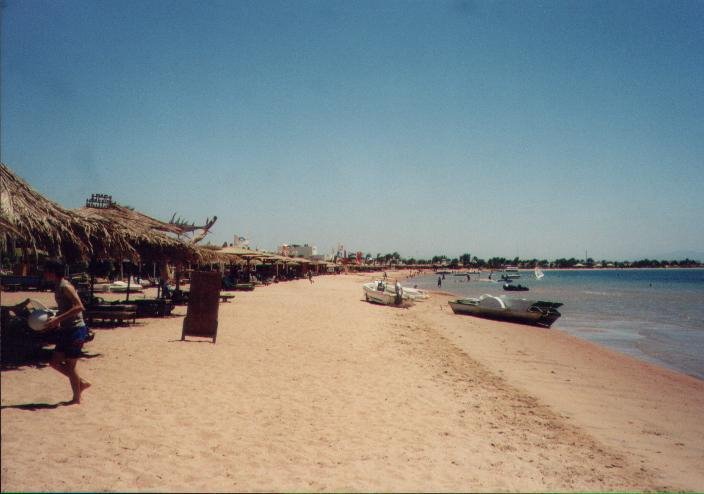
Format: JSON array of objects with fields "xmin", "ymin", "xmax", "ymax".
[
  {"xmin": 362, "ymin": 266, "xmax": 562, "ymax": 328},
  {"xmin": 498, "ymin": 266, "xmax": 544, "ymax": 292}
]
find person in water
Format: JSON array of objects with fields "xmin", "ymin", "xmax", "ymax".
[
  {"xmin": 15, "ymin": 259, "xmax": 92, "ymax": 404},
  {"xmin": 437, "ymin": 276, "xmax": 442, "ymax": 287}
]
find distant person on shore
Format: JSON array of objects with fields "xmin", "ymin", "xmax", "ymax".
[
  {"xmin": 13, "ymin": 259, "xmax": 91, "ymax": 404},
  {"xmin": 437, "ymin": 276, "xmax": 442, "ymax": 287},
  {"xmin": 308, "ymin": 271, "xmax": 314, "ymax": 284}
]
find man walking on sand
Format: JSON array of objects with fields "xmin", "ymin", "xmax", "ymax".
[
  {"xmin": 15, "ymin": 259, "xmax": 92, "ymax": 404},
  {"xmin": 308, "ymin": 271, "xmax": 314, "ymax": 284}
]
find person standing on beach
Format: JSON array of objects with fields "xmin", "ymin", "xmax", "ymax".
[
  {"xmin": 308, "ymin": 270, "xmax": 314, "ymax": 284},
  {"xmin": 17, "ymin": 259, "xmax": 92, "ymax": 404},
  {"xmin": 437, "ymin": 276, "xmax": 442, "ymax": 287},
  {"xmin": 394, "ymin": 281, "xmax": 403, "ymax": 305}
]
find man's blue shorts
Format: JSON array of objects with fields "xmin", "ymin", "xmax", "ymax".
[{"xmin": 55, "ymin": 325, "xmax": 89, "ymax": 359}]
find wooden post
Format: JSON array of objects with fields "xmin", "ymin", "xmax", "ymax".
[
  {"xmin": 125, "ymin": 261, "xmax": 132, "ymax": 301},
  {"xmin": 89, "ymin": 257, "xmax": 96, "ymax": 305}
]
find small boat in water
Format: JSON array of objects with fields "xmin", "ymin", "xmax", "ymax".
[
  {"xmin": 501, "ymin": 266, "xmax": 521, "ymax": 279},
  {"xmin": 448, "ymin": 294, "xmax": 562, "ymax": 327},
  {"xmin": 534, "ymin": 266, "xmax": 545, "ymax": 279},
  {"xmin": 503, "ymin": 283, "xmax": 529, "ymax": 291}
]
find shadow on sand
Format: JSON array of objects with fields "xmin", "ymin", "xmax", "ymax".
[
  {"xmin": 167, "ymin": 338, "xmax": 214, "ymax": 344},
  {"xmin": 1, "ymin": 401, "xmax": 77, "ymax": 411},
  {"xmin": 360, "ymin": 298, "xmax": 413, "ymax": 309},
  {"xmin": 1, "ymin": 350, "xmax": 102, "ymax": 372}
]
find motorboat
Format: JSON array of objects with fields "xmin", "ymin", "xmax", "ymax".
[
  {"xmin": 503, "ymin": 283, "xmax": 529, "ymax": 291},
  {"xmin": 448, "ymin": 294, "xmax": 562, "ymax": 327},
  {"xmin": 402, "ymin": 286, "xmax": 429, "ymax": 301},
  {"xmin": 501, "ymin": 266, "xmax": 521, "ymax": 279},
  {"xmin": 363, "ymin": 281, "xmax": 413, "ymax": 305}
]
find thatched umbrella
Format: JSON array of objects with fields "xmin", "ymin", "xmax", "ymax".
[
  {"xmin": 76, "ymin": 204, "xmax": 210, "ymax": 300},
  {"xmin": 1, "ymin": 163, "xmax": 200, "ymax": 264},
  {"xmin": 75, "ymin": 204, "xmax": 196, "ymax": 263},
  {"xmin": 0, "ymin": 162, "xmax": 130, "ymax": 261}
]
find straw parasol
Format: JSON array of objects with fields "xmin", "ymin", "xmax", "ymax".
[
  {"xmin": 1, "ymin": 163, "xmax": 205, "ymax": 263},
  {"xmin": 75, "ymin": 204, "xmax": 201, "ymax": 263},
  {"xmin": 0, "ymin": 163, "xmax": 127, "ymax": 261}
]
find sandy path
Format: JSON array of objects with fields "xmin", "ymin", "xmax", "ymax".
[{"xmin": 0, "ymin": 273, "xmax": 695, "ymax": 491}]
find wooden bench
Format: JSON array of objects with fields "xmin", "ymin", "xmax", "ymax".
[{"xmin": 85, "ymin": 307, "xmax": 137, "ymax": 326}]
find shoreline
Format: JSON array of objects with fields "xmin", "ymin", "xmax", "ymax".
[
  {"xmin": 2, "ymin": 273, "xmax": 703, "ymax": 491},
  {"xmin": 402, "ymin": 270, "xmax": 704, "ymax": 382},
  {"xmin": 407, "ymin": 288, "xmax": 704, "ymax": 491}
]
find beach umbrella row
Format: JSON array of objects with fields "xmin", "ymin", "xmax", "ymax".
[{"xmin": 2, "ymin": 163, "xmax": 342, "ymax": 270}]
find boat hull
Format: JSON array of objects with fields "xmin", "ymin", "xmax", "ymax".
[
  {"xmin": 363, "ymin": 282, "xmax": 408, "ymax": 305},
  {"xmin": 448, "ymin": 301, "xmax": 561, "ymax": 328},
  {"xmin": 503, "ymin": 284, "xmax": 529, "ymax": 291}
]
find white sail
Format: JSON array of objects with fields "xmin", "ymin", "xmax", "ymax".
[{"xmin": 534, "ymin": 266, "xmax": 545, "ymax": 279}]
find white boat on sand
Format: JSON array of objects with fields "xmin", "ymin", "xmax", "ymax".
[
  {"xmin": 402, "ymin": 286, "xmax": 429, "ymax": 301},
  {"xmin": 107, "ymin": 280, "xmax": 144, "ymax": 293},
  {"xmin": 363, "ymin": 281, "xmax": 415, "ymax": 306}
]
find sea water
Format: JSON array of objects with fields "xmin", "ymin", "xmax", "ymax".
[{"xmin": 406, "ymin": 269, "xmax": 704, "ymax": 380}]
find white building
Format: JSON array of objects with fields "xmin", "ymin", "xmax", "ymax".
[{"xmin": 278, "ymin": 243, "xmax": 317, "ymax": 259}]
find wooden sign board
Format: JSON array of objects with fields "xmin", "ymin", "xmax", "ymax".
[{"xmin": 181, "ymin": 271, "xmax": 221, "ymax": 343}]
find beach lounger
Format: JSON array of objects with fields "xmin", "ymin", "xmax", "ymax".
[{"xmin": 84, "ymin": 305, "xmax": 137, "ymax": 326}]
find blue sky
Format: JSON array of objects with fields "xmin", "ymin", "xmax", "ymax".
[{"xmin": 2, "ymin": 0, "xmax": 703, "ymax": 260}]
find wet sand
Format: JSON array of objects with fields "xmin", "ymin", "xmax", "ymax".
[{"xmin": 1, "ymin": 271, "xmax": 702, "ymax": 491}]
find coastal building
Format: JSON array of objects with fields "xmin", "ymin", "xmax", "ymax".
[
  {"xmin": 233, "ymin": 234, "xmax": 249, "ymax": 248},
  {"xmin": 278, "ymin": 243, "xmax": 317, "ymax": 259}
]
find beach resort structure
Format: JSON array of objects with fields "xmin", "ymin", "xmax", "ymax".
[
  {"xmin": 1, "ymin": 161, "xmax": 703, "ymax": 492},
  {"xmin": 278, "ymin": 243, "xmax": 317, "ymax": 259}
]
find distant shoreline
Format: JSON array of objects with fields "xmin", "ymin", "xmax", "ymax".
[{"xmin": 411, "ymin": 266, "xmax": 704, "ymax": 272}]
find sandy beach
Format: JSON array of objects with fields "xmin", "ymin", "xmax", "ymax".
[{"xmin": 1, "ymin": 271, "xmax": 703, "ymax": 492}]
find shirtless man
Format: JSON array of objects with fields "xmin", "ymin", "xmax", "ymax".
[{"xmin": 15, "ymin": 259, "xmax": 91, "ymax": 404}]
